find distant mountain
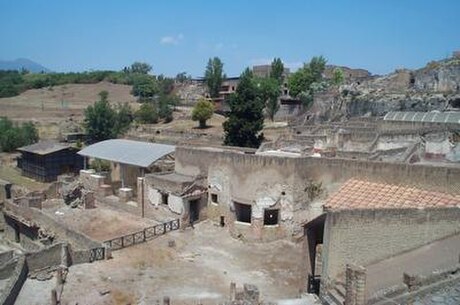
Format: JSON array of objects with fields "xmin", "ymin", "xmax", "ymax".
[{"xmin": 0, "ymin": 58, "xmax": 50, "ymax": 73}]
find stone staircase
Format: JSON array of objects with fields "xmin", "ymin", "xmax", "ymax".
[{"xmin": 321, "ymin": 282, "xmax": 346, "ymax": 305}]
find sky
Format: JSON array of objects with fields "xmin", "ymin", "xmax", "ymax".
[{"xmin": 1, "ymin": 0, "xmax": 459, "ymax": 77}]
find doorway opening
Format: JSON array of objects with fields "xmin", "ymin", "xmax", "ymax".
[
  {"xmin": 304, "ymin": 214, "xmax": 326, "ymax": 295},
  {"xmin": 161, "ymin": 193, "xmax": 169, "ymax": 205},
  {"xmin": 189, "ymin": 199, "xmax": 200, "ymax": 222}
]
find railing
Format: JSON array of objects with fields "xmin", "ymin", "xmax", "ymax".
[
  {"xmin": 103, "ymin": 219, "xmax": 180, "ymax": 251},
  {"xmin": 89, "ymin": 247, "xmax": 105, "ymax": 262}
]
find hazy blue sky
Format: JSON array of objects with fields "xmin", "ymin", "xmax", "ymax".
[{"xmin": 1, "ymin": 0, "xmax": 459, "ymax": 77}]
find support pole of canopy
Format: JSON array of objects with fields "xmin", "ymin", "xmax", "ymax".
[{"xmin": 121, "ymin": 164, "xmax": 125, "ymax": 188}]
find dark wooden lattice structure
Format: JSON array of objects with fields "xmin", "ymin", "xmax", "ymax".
[{"xmin": 17, "ymin": 141, "xmax": 84, "ymax": 182}]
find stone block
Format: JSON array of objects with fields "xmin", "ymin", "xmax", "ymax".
[
  {"xmin": 119, "ymin": 188, "xmax": 133, "ymax": 203},
  {"xmin": 83, "ymin": 191, "xmax": 95, "ymax": 209},
  {"xmin": 99, "ymin": 184, "xmax": 112, "ymax": 197}
]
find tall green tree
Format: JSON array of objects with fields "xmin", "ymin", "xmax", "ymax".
[
  {"xmin": 223, "ymin": 69, "xmax": 264, "ymax": 148},
  {"xmin": 192, "ymin": 98, "xmax": 214, "ymax": 128},
  {"xmin": 288, "ymin": 56, "xmax": 327, "ymax": 108},
  {"xmin": 204, "ymin": 57, "xmax": 225, "ymax": 98},
  {"xmin": 255, "ymin": 77, "xmax": 280, "ymax": 121},
  {"xmin": 84, "ymin": 91, "xmax": 118, "ymax": 142},
  {"xmin": 270, "ymin": 58, "xmax": 285, "ymax": 84}
]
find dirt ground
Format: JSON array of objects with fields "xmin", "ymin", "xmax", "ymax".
[
  {"xmin": 0, "ymin": 81, "xmax": 136, "ymax": 121},
  {"xmin": 0, "ymin": 81, "xmax": 138, "ymax": 139},
  {"xmin": 41, "ymin": 201, "xmax": 159, "ymax": 241},
  {"xmin": 0, "ymin": 81, "xmax": 289, "ymax": 144},
  {"xmin": 43, "ymin": 220, "xmax": 305, "ymax": 304}
]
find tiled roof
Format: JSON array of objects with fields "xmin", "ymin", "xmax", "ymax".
[{"xmin": 325, "ymin": 179, "xmax": 460, "ymax": 211}]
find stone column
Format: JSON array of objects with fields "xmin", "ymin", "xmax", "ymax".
[
  {"xmin": 61, "ymin": 243, "xmax": 70, "ymax": 267},
  {"xmin": 230, "ymin": 282, "xmax": 236, "ymax": 301},
  {"xmin": 345, "ymin": 264, "xmax": 366, "ymax": 305},
  {"xmin": 51, "ymin": 289, "xmax": 58, "ymax": 305}
]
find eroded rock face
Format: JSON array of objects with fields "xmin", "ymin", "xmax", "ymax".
[
  {"xmin": 310, "ymin": 57, "xmax": 460, "ymax": 121},
  {"xmin": 345, "ymin": 93, "xmax": 449, "ymax": 117}
]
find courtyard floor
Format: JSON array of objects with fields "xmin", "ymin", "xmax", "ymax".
[
  {"xmin": 18, "ymin": 220, "xmax": 306, "ymax": 304},
  {"xmin": 41, "ymin": 200, "xmax": 159, "ymax": 241}
]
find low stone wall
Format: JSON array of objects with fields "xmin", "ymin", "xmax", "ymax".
[
  {"xmin": 0, "ymin": 250, "xmax": 14, "ymax": 266},
  {"xmin": 3, "ymin": 201, "xmax": 102, "ymax": 250},
  {"xmin": 0, "ymin": 255, "xmax": 28, "ymax": 305},
  {"xmin": 25, "ymin": 242, "xmax": 64, "ymax": 272}
]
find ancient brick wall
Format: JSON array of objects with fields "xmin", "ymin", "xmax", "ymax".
[{"xmin": 321, "ymin": 208, "xmax": 460, "ymax": 283}]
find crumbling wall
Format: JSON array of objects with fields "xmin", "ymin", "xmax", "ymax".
[
  {"xmin": 3, "ymin": 202, "xmax": 101, "ymax": 250},
  {"xmin": 25, "ymin": 242, "xmax": 64, "ymax": 272},
  {"xmin": 79, "ymin": 169, "xmax": 106, "ymax": 191},
  {"xmin": 0, "ymin": 255, "xmax": 28, "ymax": 305},
  {"xmin": 175, "ymin": 146, "xmax": 460, "ymax": 194},
  {"xmin": 321, "ymin": 208, "xmax": 460, "ymax": 283}
]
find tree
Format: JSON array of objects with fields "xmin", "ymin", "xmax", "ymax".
[
  {"xmin": 223, "ymin": 68, "xmax": 264, "ymax": 148},
  {"xmin": 270, "ymin": 58, "xmax": 284, "ymax": 84},
  {"xmin": 114, "ymin": 103, "xmax": 134, "ymax": 135},
  {"xmin": 135, "ymin": 103, "xmax": 158, "ymax": 124},
  {"xmin": 129, "ymin": 62, "xmax": 152, "ymax": 74},
  {"xmin": 192, "ymin": 98, "xmax": 214, "ymax": 128},
  {"xmin": 288, "ymin": 56, "xmax": 327, "ymax": 108},
  {"xmin": 204, "ymin": 57, "xmax": 225, "ymax": 98},
  {"xmin": 130, "ymin": 74, "xmax": 158, "ymax": 99},
  {"xmin": 157, "ymin": 75, "xmax": 175, "ymax": 95},
  {"xmin": 0, "ymin": 117, "xmax": 39, "ymax": 152},
  {"xmin": 332, "ymin": 67, "xmax": 344, "ymax": 86},
  {"xmin": 175, "ymin": 72, "xmax": 190, "ymax": 83},
  {"xmin": 84, "ymin": 91, "xmax": 118, "ymax": 142},
  {"xmin": 255, "ymin": 77, "xmax": 280, "ymax": 121}
]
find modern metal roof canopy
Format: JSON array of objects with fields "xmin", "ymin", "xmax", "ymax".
[
  {"xmin": 384, "ymin": 111, "xmax": 460, "ymax": 124},
  {"xmin": 78, "ymin": 139, "xmax": 175, "ymax": 168}
]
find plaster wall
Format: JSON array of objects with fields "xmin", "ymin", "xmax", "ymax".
[{"xmin": 168, "ymin": 194, "xmax": 183, "ymax": 215}]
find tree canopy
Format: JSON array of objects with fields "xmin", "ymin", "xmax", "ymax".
[
  {"xmin": 0, "ymin": 117, "xmax": 38, "ymax": 152},
  {"xmin": 255, "ymin": 76, "xmax": 280, "ymax": 121},
  {"xmin": 84, "ymin": 91, "xmax": 133, "ymax": 142},
  {"xmin": 126, "ymin": 62, "xmax": 152, "ymax": 74},
  {"xmin": 204, "ymin": 57, "xmax": 225, "ymax": 98},
  {"xmin": 223, "ymin": 68, "xmax": 264, "ymax": 148},
  {"xmin": 192, "ymin": 98, "xmax": 214, "ymax": 128},
  {"xmin": 288, "ymin": 56, "xmax": 327, "ymax": 108},
  {"xmin": 270, "ymin": 57, "xmax": 285, "ymax": 84}
]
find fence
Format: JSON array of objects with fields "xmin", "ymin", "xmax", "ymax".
[{"xmin": 103, "ymin": 219, "xmax": 180, "ymax": 251}]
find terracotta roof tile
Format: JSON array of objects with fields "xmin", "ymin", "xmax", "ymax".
[{"xmin": 324, "ymin": 179, "xmax": 460, "ymax": 211}]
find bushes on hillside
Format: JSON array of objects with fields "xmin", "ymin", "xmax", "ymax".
[{"xmin": 0, "ymin": 117, "xmax": 39, "ymax": 152}]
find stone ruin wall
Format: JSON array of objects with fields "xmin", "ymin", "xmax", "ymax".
[{"xmin": 174, "ymin": 146, "xmax": 460, "ymax": 241}]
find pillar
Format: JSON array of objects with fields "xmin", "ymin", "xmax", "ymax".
[{"xmin": 345, "ymin": 264, "xmax": 366, "ymax": 305}]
